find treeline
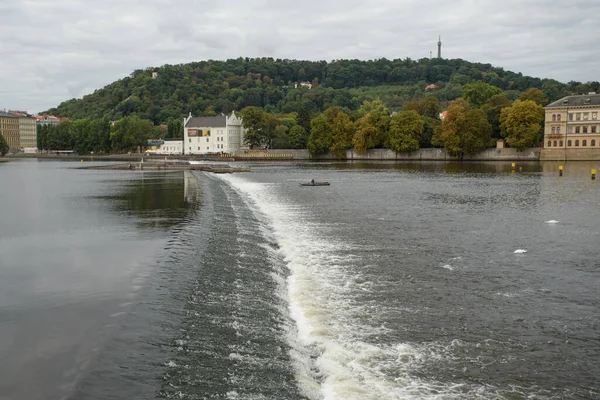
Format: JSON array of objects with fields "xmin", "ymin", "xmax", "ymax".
[
  {"xmin": 241, "ymin": 85, "xmax": 547, "ymax": 158},
  {"xmin": 43, "ymin": 57, "xmax": 599, "ymax": 124},
  {"xmin": 36, "ymin": 116, "xmax": 183, "ymax": 153}
]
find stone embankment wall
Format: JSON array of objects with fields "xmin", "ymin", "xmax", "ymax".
[
  {"xmin": 540, "ymin": 149, "xmax": 600, "ymax": 161},
  {"xmin": 268, "ymin": 148, "xmax": 542, "ymax": 161}
]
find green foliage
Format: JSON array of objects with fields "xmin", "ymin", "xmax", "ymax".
[
  {"xmin": 0, "ymin": 133, "xmax": 8, "ymax": 156},
  {"xmin": 439, "ymin": 99, "xmax": 492, "ymax": 158},
  {"xmin": 481, "ymin": 94, "xmax": 513, "ymax": 139},
  {"xmin": 518, "ymin": 88, "xmax": 548, "ymax": 106},
  {"xmin": 330, "ymin": 111, "xmax": 354, "ymax": 159},
  {"xmin": 287, "ymin": 125, "xmax": 307, "ymax": 149},
  {"xmin": 42, "ymin": 58, "xmax": 588, "ymax": 124},
  {"xmin": 463, "ymin": 81, "xmax": 502, "ymax": 108},
  {"xmin": 110, "ymin": 116, "xmax": 154, "ymax": 153},
  {"xmin": 352, "ymin": 100, "xmax": 390, "ymax": 154},
  {"xmin": 240, "ymin": 106, "xmax": 269, "ymax": 148},
  {"xmin": 387, "ymin": 111, "xmax": 424, "ymax": 153},
  {"xmin": 402, "ymin": 96, "xmax": 440, "ymax": 119},
  {"xmin": 500, "ymin": 100, "xmax": 544, "ymax": 150},
  {"xmin": 421, "ymin": 116, "xmax": 442, "ymax": 148},
  {"xmin": 307, "ymin": 115, "xmax": 332, "ymax": 155},
  {"xmin": 167, "ymin": 118, "xmax": 184, "ymax": 138}
]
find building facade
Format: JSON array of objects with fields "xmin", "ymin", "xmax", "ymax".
[
  {"xmin": 0, "ymin": 111, "xmax": 20, "ymax": 151},
  {"xmin": 10, "ymin": 111, "xmax": 37, "ymax": 150},
  {"xmin": 544, "ymin": 94, "xmax": 600, "ymax": 149},
  {"xmin": 183, "ymin": 112, "xmax": 246, "ymax": 155},
  {"xmin": 159, "ymin": 138, "xmax": 183, "ymax": 154}
]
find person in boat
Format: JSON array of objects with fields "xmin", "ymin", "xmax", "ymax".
[{"xmin": 311, "ymin": 178, "xmax": 315, "ymax": 185}]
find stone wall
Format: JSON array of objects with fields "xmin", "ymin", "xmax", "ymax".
[{"xmin": 540, "ymin": 148, "xmax": 600, "ymax": 161}]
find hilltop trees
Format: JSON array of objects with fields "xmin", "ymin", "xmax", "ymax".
[
  {"xmin": 500, "ymin": 100, "xmax": 544, "ymax": 150},
  {"xmin": 352, "ymin": 101, "xmax": 390, "ymax": 154},
  {"xmin": 42, "ymin": 58, "xmax": 590, "ymax": 123}
]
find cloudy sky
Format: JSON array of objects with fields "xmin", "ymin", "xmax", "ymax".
[{"xmin": 1, "ymin": 0, "xmax": 599, "ymax": 113}]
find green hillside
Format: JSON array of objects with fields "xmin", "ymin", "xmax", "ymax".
[{"xmin": 44, "ymin": 57, "xmax": 599, "ymax": 124}]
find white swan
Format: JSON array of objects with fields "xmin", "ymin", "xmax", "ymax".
[
  {"xmin": 514, "ymin": 249, "xmax": 528, "ymax": 254},
  {"xmin": 545, "ymin": 220, "xmax": 559, "ymax": 224}
]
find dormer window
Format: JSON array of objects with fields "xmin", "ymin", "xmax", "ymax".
[
  {"xmin": 584, "ymin": 98, "xmax": 591, "ymax": 105},
  {"xmin": 562, "ymin": 100, "xmax": 569, "ymax": 105}
]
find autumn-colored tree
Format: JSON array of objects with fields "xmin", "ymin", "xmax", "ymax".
[
  {"xmin": 330, "ymin": 111, "xmax": 354, "ymax": 159},
  {"xmin": 500, "ymin": 100, "xmax": 544, "ymax": 150},
  {"xmin": 439, "ymin": 99, "xmax": 492, "ymax": 158},
  {"xmin": 386, "ymin": 110, "xmax": 424, "ymax": 153},
  {"xmin": 518, "ymin": 88, "xmax": 548, "ymax": 106},
  {"xmin": 463, "ymin": 81, "xmax": 502, "ymax": 108}
]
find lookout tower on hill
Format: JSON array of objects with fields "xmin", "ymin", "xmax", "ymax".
[{"xmin": 437, "ymin": 35, "xmax": 442, "ymax": 59}]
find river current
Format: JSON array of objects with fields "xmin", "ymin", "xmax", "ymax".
[{"xmin": 0, "ymin": 159, "xmax": 598, "ymax": 399}]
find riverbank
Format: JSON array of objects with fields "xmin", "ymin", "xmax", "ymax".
[{"xmin": 81, "ymin": 160, "xmax": 250, "ymax": 173}]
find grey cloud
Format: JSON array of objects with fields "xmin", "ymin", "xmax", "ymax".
[{"xmin": 1, "ymin": 0, "xmax": 599, "ymax": 113}]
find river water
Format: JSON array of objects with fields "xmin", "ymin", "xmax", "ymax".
[{"xmin": 0, "ymin": 159, "xmax": 598, "ymax": 400}]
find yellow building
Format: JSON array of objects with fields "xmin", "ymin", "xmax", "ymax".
[
  {"xmin": 0, "ymin": 111, "xmax": 20, "ymax": 151},
  {"xmin": 544, "ymin": 93, "xmax": 600, "ymax": 149},
  {"xmin": 10, "ymin": 111, "xmax": 37, "ymax": 150}
]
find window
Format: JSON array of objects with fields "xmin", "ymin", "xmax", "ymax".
[
  {"xmin": 206, "ymin": 138, "xmax": 209, "ymax": 142},
  {"xmin": 584, "ymin": 112, "xmax": 589, "ymax": 120},
  {"xmin": 592, "ymin": 126, "xmax": 597, "ymax": 133},
  {"xmin": 557, "ymin": 127, "xmax": 561, "ymax": 134},
  {"xmin": 567, "ymin": 126, "xmax": 573, "ymax": 134},
  {"xmin": 553, "ymin": 140, "xmax": 557, "ymax": 147},
  {"xmin": 568, "ymin": 140, "xmax": 572, "ymax": 147},
  {"xmin": 583, "ymin": 140, "xmax": 587, "ymax": 147},
  {"xmin": 198, "ymin": 147, "xmax": 200, "ymax": 150},
  {"xmin": 576, "ymin": 126, "xmax": 580, "ymax": 133},
  {"xmin": 592, "ymin": 140, "xmax": 596, "ymax": 146},
  {"xmin": 559, "ymin": 140, "xmax": 563, "ymax": 147},
  {"xmin": 593, "ymin": 112, "xmax": 597, "ymax": 120},
  {"xmin": 189, "ymin": 147, "xmax": 191, "ymax": 150},
  {"xmin": 551, "ymin": 127, "xmax": 556, "ymax": 134},
  {"xmin": 207, "ymin": 146, "xmax": 209, "ymax": 150},
  {"xmin": 569, "ymin": 113, "xmax": 574, "ymax": 121},
  {"xmin": 557, "ymin": 114, "xmax": 562, "ymax": 121},
  {"xmin": 552, "ymin": 114, "xmax": 556, "ymax": 121},
  {"xmin": 575, "ymin": 140, "xmax": 580, "ymax": 146},
  {"xmin": 547, "ymin": 141, "xmax": 552, "ymax": 147},
  {"xmin": 576, "ymin": 113, "xmax": 581, "ymax": 120},
  {"xmin": 189, "ymin": 138, "xmax": 191, "ymax": 143},
  {"xmin": 583, "ymin": 126, "xmax": 588, "ymax": 133}
]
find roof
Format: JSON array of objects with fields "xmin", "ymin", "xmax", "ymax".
[
  {"xmin": 0, "ymin": 111, "xmax": 17, "ymax": 118},
  {"xmin": 185, "ymin": 115, "xmax": 226, "ymax": 128},
  {"xmin": 546, "ymin": 93, "xmax": 600, "ymax": 108}
]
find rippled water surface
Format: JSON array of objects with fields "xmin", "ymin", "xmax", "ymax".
[{"xmin": 0, "ymin": 159, "xmax": 598, "ymax": 400}]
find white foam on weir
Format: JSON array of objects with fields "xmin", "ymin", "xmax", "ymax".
[{"xmin": 216, "ymin": 173, "xmax": 501, "ymax": 400}]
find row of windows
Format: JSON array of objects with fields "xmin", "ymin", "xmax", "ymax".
[
  {"xmin": 547, "ymin": 139, "xmax": 597, "ymax": 147},
  {"xmin": 567, "ymin": 125, "xmax": 598, "ymax": 134},
  {"xmin": 568, "ymin": 112, "xmax": 598, "ymax": 121}
]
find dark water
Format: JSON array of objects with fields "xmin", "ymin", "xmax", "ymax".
[{"xmin": 0, "ymin": 159, "xmax": 599, "ymax": 399}]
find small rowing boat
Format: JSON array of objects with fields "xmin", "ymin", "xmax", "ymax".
[{"xmin": 300, "ymin": 182, "xmax": 330, "ymax": 186}]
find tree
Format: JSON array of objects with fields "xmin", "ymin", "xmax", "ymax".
[
  {"xmin": 387, "ymin": 110, "xmax": 424, "ymax": 153},
  {"xmin": 463, "ymin": 81, "xmax": 501, "ymax": 108},
  {"xmin": 0, "ymin": 133, "xmax": 8, "ymax": 156},
  {"xmin": 402, "ymin": 96, "xmax": 440, "ymax": 119},
  {"xmin": 481, "ymin": 94, "xmax": 512, "ymax": 139},
  {"xmin": 500, "ymin": 100, "xmax": 544, "ymax": 150},
  {"xmin": 330, "ymin": 111, "xmax": 354, "ymax": 159},
  {"xmin": 307, "ymin": 114, "xmax": 332, "ymax": 155},
  {"xmin": 352, "ymin": 100, "xmax": 390, "ymax": 154},
  {"xmin": 167, "ymin": 118, "xmax": 184, "ymax": 138},
  {"xmin": 240, "ymin": 106, "xmax": 267, "ymax": 148},
  {"xmin": 110, "ymin": 116, "xmax": 154, "ymax": 152},
  {"xmin": 518, "ymin": 88, "xmax": 548, "ymax": 106},
  {"xmin": 288, "ymin": 125, "xmax": 306, "ymax": 149},
  {"xmin": 439, "ymin": 98, "xmax": 492, "ymax": 158}
]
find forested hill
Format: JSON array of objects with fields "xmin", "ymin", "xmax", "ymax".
[{"xmin": 44, "ymin": 57, "xmax": 598, "ymax": 124}]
